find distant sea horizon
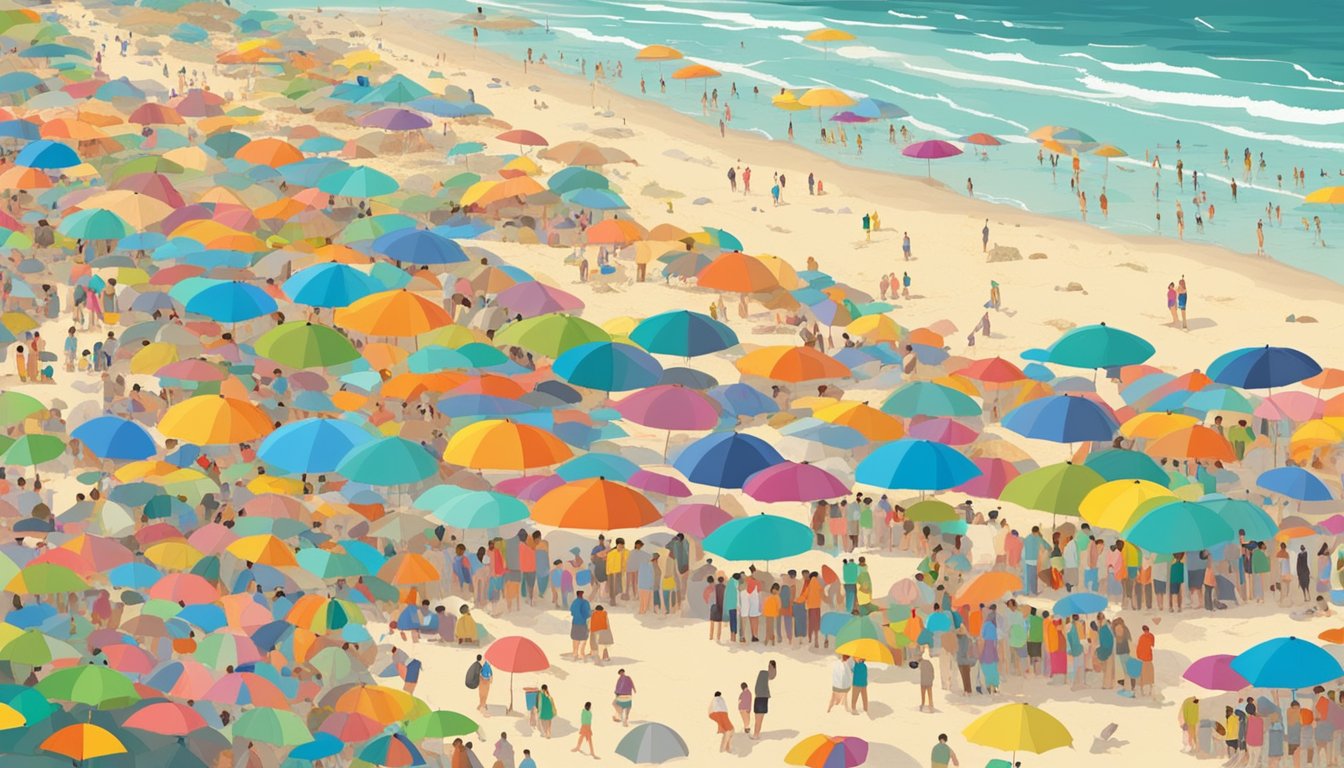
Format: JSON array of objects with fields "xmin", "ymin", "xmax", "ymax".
[{"xmin": 253, "ymin": 0, "xmax": 1344, "ymax": 281}]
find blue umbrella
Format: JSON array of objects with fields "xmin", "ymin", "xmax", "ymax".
[
  {"xmin": 446, "ymin": 140, "xmax": 486, "ymax": 156},
  {"xmin": 674, "ymin": 432, "xmax": 784, "ymax": 490},
  {"xmin": 436, "ymin": 394, "xmax": 535, "ymax": 418},
  {"xmin": 185, "ymin": 280, "xmax": 278, "ymax": 323},
  {"xmin": 1053, "ymin": 592, "xmax": 1108, "ymax": 616},
  {"xmin": 778, "ymin": 418, "xmax": 867, "ymax": 449},
  {"xmin": 1122, "ymin": 500, "xmax": 1234, "ymax": 553},
  {"xmin": 318, "ymin": 165, "xmax": 399, "ymax": 197},
  {"xmin": 1002, "ymin": 395, "xmax": 1117, "ymax": 443},
  {"xmin": 708, "ymin": 383, "xmax": 778, "ymax": 417},
  {"xmin": 70, "ymin": 416, "xmax": 156, "ymax": 460},
  {"xmin": 556, "ymin": 453, "xmax": 640, "ymax": 482},
  {"xmin": 107, "ymin": 563, "xmax": 162, "ymax": 589},
  {"xmin": 702, "ymin": 513, "xmax": 812, "ymax": 561},
  {"xmin": 373, "ymin": 228, "xmax": 467, "ymax": 265},
  {"xmin": 1041, "ymin": 323, "xmax": 1155, "ymax": 370},
  {"xmin": 1256, "ymin": 466, "xmax": 1333, "ymax": 502},
  {"xmin": 429, "ymin": 489, "xmax": 529, "ymax": 529},
  {"xmin": 277, "ymin": 157, "xmax": 349, "ymax": 187},
  {"xmin": 553, "ymin": 341, "xmax": 662, "ymax": 392},
  {"xmin": 1208, "ymin": 346, "xmax": 1322, "ymax": 390},
  {"xmin": 1231, "ymin": 636, "xmax": 1344, "ymax": 690},
  {"xmin": 851, "ymin": 97, "xmax": 908, "ymax": 120},
  {"xmin": 855, "ymin": 439, "xmax": 981, "ymax": 491},
  {"xmin": 282, "ymin": 263, "xmax": 381, "ymax": 308},
  {"xmin": 258, "ymin": 418, "xmax": 371, "ymax": 474},
  {"xmin": 0, "ymin": 72, "xmax": 40, "ymax": 94},
  {"xmin": 631, "ymin": 310, "xmax": 738, "ymax": 357},
  {"xmin": 1023, "ymin": 362, "xmax": 1054, "ymax": 382},
  {"xmin": 547, "ymin": 166, "xmax": 609, "ymax": 194},
  {"xmin": 16, "ymin": 139, "xmax": 80, "ymax": 169},
  {"xmin": 563, "ymin": 188, "xmax": 628, "ymax": 210},
  {"xmin": 0, "ymin": 118, "xmax": 40, "ymax": 140}
]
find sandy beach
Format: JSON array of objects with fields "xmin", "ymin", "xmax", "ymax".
[{"xmin": 1, "ymin": 1, "xmax": 1342, "ymax": 767}]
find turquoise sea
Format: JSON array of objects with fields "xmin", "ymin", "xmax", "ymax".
[{"xmin": 262, "ymin": 0, "xmax": 1344, "ymax": 280}]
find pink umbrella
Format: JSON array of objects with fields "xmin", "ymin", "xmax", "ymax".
[
  {"xmin": 359, "ymin": 108, "xmax": 432, "ymax": 131},
  {"xmin": 902, "ymin": 139, "xmax": 962, "ymax": 176},
  {"xmin": 495, "ymin": 474, "xmax": 565, "ymax": 502},
  {"xmin": 101, "ymin": 644, "xmax": 156, "ymax": 675},
  {"xmin": 664, "ymin": 503, "xmax": 731, "ymax": 539},
  {"xmin": 1182, "ymin": 654, "xmax": 1250, "ymax": 691},
  {"xmin": 289, "ymin": 371, "xmax": 330, "ymax": 391},
  {"xmin": 496, "ymin": 281, "xmax": 584, "ymax": 318},
  {"xmin": 908, "ymin": 416, "xmax": 979, "ymax": 446},
  {"xmin": 124, "ymin": 701, "xmax": 208, "ymax": 736},
  {"xmin": 147, "ymin": 573, "xmax": 220, "ymax": 605},
  {"xmin": 485, "ymin": 635, "xmax": 550, "ymax": 712},
  {"xmin": 156, "ymin": 358, "xmax": 228, "ymax": 382},
  {"xmin": 742, "ymin": 461, "xmax": 848, "ymax": 502},
  {"xmin": 1255, "ymin": 391, "xmax": 1325, "ymax": 423},
  {"xmin": 1320, "ymin": 514, "xmax": 1344, "ymax": 535},
  {"xmin": 613, "ymin": 384, "xmax": 721, "ymax": 457},
  {"xmin": 187, "ymin": 522, "xmax": 237, "ymax": 555},
  {"xmin": 955, "ymin": 457, "xmax": 1020, "ymax": 499},
  {"xmin": 627, "ymin": 469, "xmax": 691, "ymax": 498}
]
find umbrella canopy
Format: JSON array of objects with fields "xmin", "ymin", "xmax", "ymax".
[
  {"xmin": 1231, "ymin": 636, "xmax": 1344, "ymax": 690},
  {"xmin": 258, "ymin": 418, "xmax": 369, "ymax": 474},
  {"xmin": 631, "ymin": 310, "xmax": 738, "ymax": 357},
  {"xmin": 1209, "ymin": 345, "xmax": 1322, "ymax": 389},
  {"xmin": 1123, "ymin": 500, "xmax": 1234, "ymax": 553},
  {"xmin": 485, "ymin": 635, "xmax": 549, "ymax": 673},
  {"xmin": 554, "ymin": 341, "xmax": 663, "ymax": 392},
  {"xmin": 855, "ymin": 439, "xmax": 981, "ymax": 491},
  {"xmin": 702, "ymin": 513, "xmax": 813, "ymax": 561},
  {"xmin": 41, "ymin": 723, "xmax": 127, "ymax": 761},
  {"xmin": 882, "ymin": 382, "xmax": 981, "ymax": 418},
  {"xmin": 531, "ymin": 477, "xmax": 661, "ymax": 529},
  {"xmin": 963, "ymin": 703, "xmax": 1072, "ymax": 755},
  {"xmin": 1002, "ymin": 395, "xmax": 1117, "ymax": 443},
  {"xmin": 743, "ymin": 461, "xmax": 848, "ymax": 503},
  {"xmin": 613, "ymin": 385, "xmax": 720, "ymax": 430},
  {"xmin": 999, "ymin": 462, "xmax": 1104, "ymax": 517},
  {"xmin": 737, "ymin": 345, "xmax": 851, "ymax": 382},
  {"xmin": 1257, "ymin": 466, "xmax": 1334, "ymax": 501},
  {"xmin": 429, "ymin": 490, "xmax": 530, "ymax": 529},
  {"xmin": 1183, "ymin": 654, "xmax": 1251, "ymax": 692},
  {"xmin": 673, "ymin": 432, "xmax": 783, "ymax": 490},
  {"xmin": 1039, "ymin": 324, "xmax": 1155, "ymax": 370},
  {"xmin": 616, "ymin": 722, "xmax": 691, "ymax": 764},
  {"xmin": 443, "ymin": 419, "xmax": 572, "ymax": 470},
  {"xmin": 159, "ymin": 395, "xmax": 272, "ymax": 444}
]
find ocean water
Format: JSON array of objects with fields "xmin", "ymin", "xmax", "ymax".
[{"xmin": 261, "ymin": 0, "xmax": 1344, "ymax": 280}]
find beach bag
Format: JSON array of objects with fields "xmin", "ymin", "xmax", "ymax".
[{"xmin": 465, "ymin": 663, "xmax": 481, "ymax": 690}]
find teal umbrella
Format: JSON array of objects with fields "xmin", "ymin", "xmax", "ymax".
[
  {"xmin": 881, "ymin": 382, "xmax": 981, "ymax": 418},
  {"xmin": 1122, "ymin": 500, "xmax": 1234, "ymax": 553},
  {"xmin": 553, "ymin": 340, "xmax": 662, "ymax": 392},
  {"xmin": 430, "ymin": 490, "xmax": 529, "ymax": 529},
  {"xmin": 336, "ymin": 436, "xmax": 438, "ymax": 486},
  {"xmin": 318, "ymin": 166, "xmax": 398, "ymax": 197},
  {"xmin": 58, "ymin": 208, "xmax": 134, "ymax": 240},
  {"xmin": 1084, "ymin": 449, "xmax": 1169, "ymax": 485},
  {"xmin": 1199, "ymin": 493, "xmax": 1277, "ymax": 541},
  {"xmin": 702, "ymin": 513, "xmax": 811, "ymax": 561},
  {"xmin": 1038, "ymin": 323, "xmax": 1155, "ymax": 371}
]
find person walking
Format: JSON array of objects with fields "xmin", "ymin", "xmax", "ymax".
[
  {"xmin": 572, "ymin": 701, "xmax": 596, "ymax": 757},
  {"xmin": 709, "ymin": 692, "xmax": 734, "ymax": 753},
  {"xmin": 570, "ymin": 590, "xmax": 592, "ymax": 661},
  {"xmin": 612, "ymin": 669, "xmax": 635, "ymax": 726},
  {"xmin": 752, "ymin": 660, "xmax": 776, "ymax": 739},
  {"xmin": 466, "ymin": 654, "xmax": 492, "ymax": 714},
  {"xmin": 827, "ymin": 655, "xmax": 854, "ymax": 713},
  {"xmin": 851, "ymin": 657, "xmax": 869, "ymax": 714}
]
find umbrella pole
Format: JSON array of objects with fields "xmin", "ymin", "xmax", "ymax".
[
  {"xmin": 509, "ymin": 670, "xmax": 515, "ymax": 713},
  {"xmin": 664, "ymin": 429, "xmax": 672, "ymax": 460}
]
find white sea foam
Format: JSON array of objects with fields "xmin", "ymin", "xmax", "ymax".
[
  {"xmin": 632, "ymin": 4, "xmax": 823, "ymax": 33},
  {"xmin": 1062, "ymin": 52, "xmax": 1219, "ymax": 79},
  {"xmin": 950, "ymin": 48, "xmax": 1076, "ymax": 70},
  {"xmin": 552, "ymin": 26, "xmax": 643, "ymax": 50},
  {"xmin": 822, "ymin": 17, "xmax": 936, "ymax": 31},
  {"xmin": 1193, "ymin": 17, "xmax": 1220, "ymax": 31},
  {"xmin": 1212, "ymin": 56, "xmax": 1344, "ymax": 88},
  {"xmin": 887, "ymin": 11, "xmax": 928, "ymax": 19},
  {"xmin": 862, "ymin": 78, "xmax": 1030, "ymax": 132},
  {"xmin": 1078, "ymin": 74, "xmax": 1344, "ymax": 126},
  {"xmin": 975, "ymin": 33, "xmax": 1026, "ymax": 43}
]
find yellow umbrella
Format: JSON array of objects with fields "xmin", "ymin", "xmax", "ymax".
[
  {"xmin": 814, "ymin": 401, "xmax": 904, "ymax": 441},
  {"xmin": 835, "ymin": 637, "xmax": 894, "ymax": 664},
  {"xmin": 845, "ymin": 314, "xmax": 901, "ymax": 342},
  {"xmin": 158, "ymin": 395, "xmax": 274, "ymax": 445},
  {"xmin": 771, "ymin": 90, "xmax": 810, "ymax": 112},
  {"xmin": 335, "ymin": 290, "xmax": 452, "ymax": 337},
  {"xmin": 501, "ymin": 155, "xmax": 542, "ymax": 176},
  {"xmin": 754, "ymin": 254, "xmax": 804, "ymax": 290},
  {"xmin": 635, "ymin": 44, "xmax": 683, "ymax": 62},
  {"xmin": 1119, "ymin": 411, "xmax": 1198, "ymax": 440},
  {"xmin": 964, "ymin": 703, "xmax": 1072, "ymax": 759},
  {"xmin": 114, "ymin": 460, "xmax": 178, "ymax": 482},
  {"xmin": 41, "ymin": 723, "xmax": 127, "ymax": 762},
  {"xmin": 143, "ymin": 540, "xmax": 204, "ymax": 570},
  {"xmin": 442, "ymin": 419, "xmax": 572, "ymax": 471},
  {"xmin": 1291, "ymin": 419, "xmax": 1344, "ymax": 449},
  {"xmin": 1093, "ymin": 144, "xmax": 1126, "ymax": 181},
  {"xmin": 130, "ymin": 342, "xmax": 180, "ymax": 375},
  {"xmin": 799, "ymin": 87, "xmax": 856, "ymax": 125},
  {"xmin": 226, "ymin": 534, "xmax": 298, "ymax": 567},
  {"xmin": 419, "ymin": 325, "xmax": 486, "ymax": 349},
  {"xmin": 82, "ymin": 190, "xmax": 175, "ymax": 229},
  {"xmin": 1, "ymin": 311, "xmax": 37, "ymax": 335},
  {"xmin": 1306, "ymin": 186, "xmax": 1344, "ymax": 205},
  {"xmin": 671, "ymin": 63, "xmax": 720, "ymax": 95},
  {"xmin": 0, "ymin": 701, "xmax": 24, "ymax": 730},
  {"xmin": 1079, "ymin": 479, "xmax": 1174, "ymax": 531},
  {"xmin": 803, "ymin": 27, "xmax": 856, "ymax": 58}
]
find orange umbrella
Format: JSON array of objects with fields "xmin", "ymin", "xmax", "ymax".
[
  {"xmin": 736, "ymin": 345, "xmax": 851, "ymax": 382},
  {"xmin": 378, "ymin": 553, "xmax": 440, "ymax": 584},
  {"xmin": 158, "ymin": 395, "xmax": 273, "ymax": 445},
  {"xmin": 0, "ymin": 165, "xmax": 52, "ymax": 190},
  {"xmin": 585, "ymin": 218, "xmax": 646, "ymax": 245},
  {"xmin": 952, "ymin": 572, "xmax": 1022, "ymax": 607},
  {"xmin": 672, "ymin": 63, "xmax": 720, "ymax": 81},
  {"xmin": 236, "ymin": 137, "xmax": 304, "ymax": 168},
  {"xmin": 697, "ymin": 251, "xmax": 781, "ymax": 293},
  {"xmin": 225, "ymin": 534, "xmax": 297, "ymax": 567},
  {"xmin": 1305, "ymin": 368, "xmax": 1344, "ymax": 391},
  {"xmin": 813, "ymin": 401, "xmax": 904, "ymax": 441},
  {"xmin": 635, "ymin": 44, "xmax": 683, "ymax": 61},
  {"xmin": 335, "ymin": 290, "xmax": 452, "ymax": 337},
  {"xmin": 40, "ymin": 724, "xmax": 126, "ymax": 761},
  {"xmin": 1319, "ymin": 627, "xmax": 1344, "ymax": 644},
  {"xmin": 1146, "ymin": 425, "xmax": 1236, "ymax": 462},
  {"xmin": 334, "ymin": 684, "xmax": 424, "ymax": 724},
  {"xmin": 531, "ymin": 478, "xmax": 661, "ymax": 529},
  {"xmin": 442, "ymin": 419, "xmax": 572, "ymax": 471},
  {"xmin": 380, "ymin": 372, "xmax": 464, "ymax": 401},
  {"xmin": 1276, "ymin": 526, "xmax": 1318, "ymax": 542}
]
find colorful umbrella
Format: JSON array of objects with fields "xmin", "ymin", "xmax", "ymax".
[
  {"xmin": 702, "ymin": 513, "xmax": 812, "ymax": 561},
  {"xmin": 616, "ymin": 722, "xmax": 691, "ymax": 764},
  {"xmin": 1183, "ymin": 654, "xmax": 1251, "ymax": 692},
  {"xmin": 531, "ymin": 477, "xmax": 661, "ymax": 529},
  {"xmin": 855, "ymin": 439, "xmax": 980, "ymax": 492}
]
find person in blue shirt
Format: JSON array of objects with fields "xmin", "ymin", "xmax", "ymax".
[
  {"xmin": 570, "ymin": 589, "xmax": 592, "ymax": 661},
  {"xmin": 850, "ymin": 658, "xmax": 869, "ymax": 713},
  {"xmin": 519, "ymin": 748, "xmax": 537, "ymax": 768},
  {"xmin": 270, "ymin": 368, "xmax": 288, "ymax": 397}
]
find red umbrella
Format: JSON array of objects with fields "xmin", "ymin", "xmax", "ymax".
[
  {"xmin": 128, "ymin": 103, "xmax": 185, "ymax": 126},
  {"xmin": 113, "ymin": 173, "xmax": 186, "ymax": 207},
  {"xmin": 961, "ymin": 132, "xmax": 1002, "ymax": 146},
  {"xmin": 496, "ymin": 129, "xmax": 548, "ymax": 153},
  {"xmin": 958, "ymin": 356, "xmax": 1025, "ymax": 384},
  {"xmin": 955, "ymin": 457, "xmax": 1020, "ymax": 499},
  {"xmin": 124, "ymin": 701, "xmax": 207, "ymax": 736},
  {"xmin": 485, "ymin": 636, "xmax": 550, "ymax": 713},
  {"xmin": 662, "ymin": 503, "xmax": 730, "ymax": 539}
]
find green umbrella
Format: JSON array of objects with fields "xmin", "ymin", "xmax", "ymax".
[
  {"xmin": 336, "ymin": 436, "xmax": 438, "ymax": 486},
  {"xmin": 834, "ymin": 614, "xmax": 885, "ymax": 647},
  {"xmin": 430, "ymin": 490, "xmax": 530, "ymax": 529},
  {"xmin": 904, "ymin": 500, "xmax": 960, "ymax": 522},
  {"xmin": 1, "ymin": 434, "xmax": 65, "ymax": 466},
  {"xmin": 881, "ymin": 382, "xmax": 982, "ymax": 418},
  {"xmin": 336, "ymin": 214, "xmax": 417, "ymax": 244},
  {"xmin": 405, "ymin": 710, "xmax": 479, "ymax": 740},
  {"xmin": 107, "ymin": 155, "xmax": 185, "ymax": 182},
  {"xmin": 36, "ymin": 665, "xmax": 140, "ymax": 708},
  {"xmin": 999, "ymin": 462, "xmax": 1104, "ymax": 518},
  {"xmin": 493, "ymin": 313, "xmax": 610, "ymax": 359},
  {"xmin": 233, "ymin": 707, "xmax": 312, "ymax": 746},
  {"xmin": 308, "ymin": 646, "xmax": 354, "ymax": 681},
  {"xmin": 0, "ymin": 552, "xmax": 17, "ymax": 590},
  {"xmin": 7, "ymin": 563, "xmax": 88, "ymax": 594},
  {"xmin": 0, "ymin": 391, "xmax": 44, "ymax": 426},
  {"xmin": 255, "ymin": 322, "xmax": 360, "ymax": 369},
  {"xmin": 0, "ymin": 629, "xmax": 80, "ymax": 665},
  {"xmin": 57, "ymin": 208, "xmax": 134, "ymax": 240}
]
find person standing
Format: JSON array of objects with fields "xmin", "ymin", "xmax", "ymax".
[
  {"xmin": 851, "ymin": 657, "xmax": 869, "ymax": 713},
  {"xmin": 709, "ymin": 691, "xmax": 734, "ymax": 753},
  {"xmin": 494, "ymin": 733, "xmax": 515, "ymax": 768},
  {"xmin": 828, "ymin": 655, "xmax": 854, "ymax": 714},
  {"xmin": 1136, "ymin": 624, "xmax": 1156, "ymax": 698},
  {"xmin": 612, "ymin": 669, "xmax": 635, "ymax": 726},
  {"xmin": 981, "ymin": 219, "xmax": 990, "ymax": 253},
  {"xmin": 916, "ymin": 647, "xmax": 935, "ymax": 712},
  {"xmin": 931, "ymin": 734, "xmax": 960, "ymax": 768},
  {"xmin": 572, "ymin": 702, "xmax": 596, "ymax": 757},
  {"xmin": 752, "ymin": 660, "xmax": 776, "ymax": 739},
  {"xmin": 570, "ymin": 590, "xmax": 592, "ymax": 661},
  {"xmin": 537, "ymin": 684, "xmax": 557, "ymax": 738},
  {"xmin": 1177, "ymin": 276, "xmax": 1189, "ymax": 329}
]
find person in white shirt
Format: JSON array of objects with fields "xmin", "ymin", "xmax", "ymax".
[{"xmin": 827, "ymin": 655, "xmax": 854, "ymax": 713}]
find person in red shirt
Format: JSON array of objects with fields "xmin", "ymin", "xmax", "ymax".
[{"xmin": 1135, "ymin": 625, "xmax": 1156, "ymax": 698}]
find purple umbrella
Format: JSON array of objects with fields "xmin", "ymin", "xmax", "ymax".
[
  {"xmin": 830, "ymin": 111, "xmax": 871, "ymax": 124},
  {"xmin": 1183, "ymin": 654, "xmax": 1250, "ymax": 692},
  {"xmin": 902, "ymin": 139, "xmax": 963, "ymax": 176},
  {"xmin": 742, "ymin": 461, "xmax": 848, "ymax": 503},
  {"xmin": 496, "ymin": 281, "xmax": 584, "ymax": 318},
  {"xmin": 907, "ymin": 416, "xmax": 979, "ymax": 446},
  {"xmin": 359, "ymin": 107, "xmax": 432, "ymax": 131},
  {"xmin": 628, "ymin": 469, "xmax": 691, "ymax": 498},
  {"xmin": 494, "ymin": 474, "xmax": 565, "ymax": 502},
  {"xmin": 664, "ymin": 503, "xmax": 731, "ymax": 539},
  {"xmin": 613, "ymin": 384, "xmax": 721, "ymax": 457}
]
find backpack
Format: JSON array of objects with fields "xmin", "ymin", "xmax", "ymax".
[{"xmin": 465, "ymin": 662, "xmax": 481, "ymax": 690}]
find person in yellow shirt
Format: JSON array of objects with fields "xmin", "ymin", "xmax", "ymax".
[
  {"xmin": 606, "ymin": 539, "xmax": 628, "ymax": 605},
  {"xmin": 762, "ymin": 584, "xmax": 781, "ymax": 646}
]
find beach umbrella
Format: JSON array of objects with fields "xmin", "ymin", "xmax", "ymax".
[
  {"xmin": 557, "ymin": 453, "xmax": 641, "ymax": 481},
  {"xmin": 16, "ymin": 139, "xmax": 79, "ymax": 169},
  {"xmin": 1147, "ymin": 425, "xmax": 1235, "ymax": 462},
  {"xmin": 663, "ymin": 503, "xmax": 731, "ymax": 539},
  {"xmin": 855, "ymin": 439, "xmax": 980, "ymax": 492},
  {"xmin": 358, "ymin": 732, "xmax": 424, "ymax": 767},
  {"xmin": 612, "ymin": 385, "xmax": 720, "ymax": 432},
  {"xmin": 554, "ymin": 341, "xmax": 663, "ymax": 392},
  {"xmin": 1002, "ymin": 395, "xmax": 1117, "ymax": 443},
  {"xmin": 1209, "ymin": 346, "xmax": 1322, "ymax": 390},
  {"xmin": 123, "ymin": 700, "xmax": 208, "ymax": 736},
  {"xmin": 40, "ymin": 723, "xmax": 126, "ymax": 762},
  {"xmin": 673, "ymin": 432, "xmax": 783, "ymax": 490},
  {"xmin": 59, "ymin": 207, "xmax": 133, "ymax": 240},
  {"xmin": 799, "ymin": 87, "xmax": 856, "ymax": 127},
  {"xmin": 531, "ymin": 477, "xmax": 660, "ymax": 529},
  {"xmin": 258, "ymin": 418, "xmax": 369, "ymax": 474},
  {"xmin": 2, "ymin": 434, "xmax": 65, "ymax": 467},
  {"xmin": 814, "ymin": 402, "xmax": 904, "ymax": 442},
  {"xmin": 1256, "ymin": 466, "xmax": 1334, "ymax": 501},
  {"xmin": 236, "ymin": 137, "xmax": 303, "ymax": 168},
  {"xmin": 234, "ymin": 707, "xmax": 312, "ymax": 746},
  {"xmin": 616, "ymin": 722, "xmax": 691, "ymax": 764},
  {"xmin": 37, "ymin": 665, "xmax": 139, "ymax": 708},
  {"xmin": 319, "ymin": 165, "xmax": 399, "ymax": 197},
  {"xmin": 1199, "ymin": 494, "xmax": 1277, "ymax": 541},
  {"xmin": 494, "ymin": 313, "xmax": 609, "ymax": 358},
  {"xmin": 702, "ymin": 513, "xmax": 812, "ymax": 561},
  {"xmin": 1305, "ymin": 187, "xmax": 1344, "ymax": 205},
  {"xmin": 185, "ymin": 280, "xmax": 277, "ymax": 323},
  {"xmin": 405, "ymin": 710, "xmax": 480, "ymax": 740},
  {"xmin": 283, "ymin": 262, "xmax": 382, "ymax": 308},
  {"xmin": 1184, "ymin": 654, "xmax": 1251, "ymax": 692},
  {"xmin": 743, "ymin": 461, "xmax": 849, "ymax": 503},
  {"xmin": 443, "ymin": 419, "xmax": 572, "ymax": 471},
  {"xmin": 956, "ymin": 457, "xmax": 1019, "ymax": 498},
  {"xmin": 902, "ymin": 140, "xmax": 962, "ymax": 176},
  {"xmin": 0, "ymin": 390, "xmax": 44, "ymax": 426},
  {"xmin": 1231, "ymin": 636, "xmax": 1344, "ymax": 691},
  {"xmin": 485, "ymin": 636, "xmax": 549, "ymax": 712},
  {"xmin": 631, "ymin": 310, "xmax": 738, "ymax": 357},
  {"xmin": 803, "ymin": 27, "xmax": 857, "ymax": 59},
  {"xmin": 670, "ymin": 63, "xmax": 719, "ymax": 94},
  {"xmin": 1053, "ymin": 592, "xmax": 1109, "ymax": 616},
  {"xmin": 430, "ymin": 490, "xmax": 529, "ymax": 529},
  {"xmin": 851, "ymin": 97, "xmax": 908, "ymax": 120},
  {"xmin": 374, "ymin": 228, "xmax": 467, "ymax": 265},
  {"xmin": 1038, "ymin": 323, "xmax": 1155, "ymax": 371},
  {"xmin": 954, "ymin": 572, "xmax": 1022, "ymax": 607},
  {"xmin": 1123, "ymin": 500, "xmax": 1233, "ymax": 553},
  {"xmin": 159, "ymin": 396, "xmax": 272, "ymax": 444},
  {"xmin": 881, "ymin": 382, "xmax": 981, "ymax": 418},
  {"xmin": 335, "ymin": 289, "xmax": 451, "ymax": 337},
  {"xmin": 1000, "ymin": 462, "xmax": 1104, "ymax": 519},
  {"xmin": 338, "ymin": 436, "xmax": 438, "ymax": 486},
  {"xmin": 963, "ymin": 703, "xmax": 1072, "ymax": 761},
  {"xmin": 1083, "ymin": 449, "xmax": 1169, "ymax": 485},
  {"xmin": 255, "ymin": 322, "xmax": 360, "ymax": 369},
  {"xmin": 496, "ymin": 281, "xmax": 584, "ymax": 318},
  {"xmin": 697, "ymin": 251, "xmax": 780, "ymax": 293},
  {"xmin": 737, "ymin": 346, "xmax": 850, "ymax": 382},
  {"xmin": 710, "ymin": 383, "xmax": 779, "ymax": 418}
]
